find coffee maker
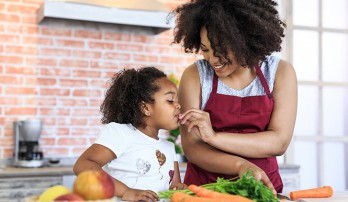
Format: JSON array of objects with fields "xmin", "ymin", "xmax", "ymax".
[{"xmin": 13, "ymin": 119, "xmax": 44, "ymax": 167}]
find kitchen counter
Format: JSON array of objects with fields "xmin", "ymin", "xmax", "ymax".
[{"xmin": 0, "ymin": 166, "xmax": 74, "ymax": 178}]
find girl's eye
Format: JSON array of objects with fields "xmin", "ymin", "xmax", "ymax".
[{"xmin": 167, "ymin": 100, "xmax": 174, "ymax": 103}]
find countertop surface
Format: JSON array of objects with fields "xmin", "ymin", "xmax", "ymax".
[{"xmin": 0, "ymin": 165, "xmax": 74, "ymax": 177}]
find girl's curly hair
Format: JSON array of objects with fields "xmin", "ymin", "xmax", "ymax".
[
  {"xmin": 171, "ymin": 0, "xmax": 286, "ymax": 68},
  {"xmin": 100, "ymin": 67, "xmax": 167, "ymax": 128}
]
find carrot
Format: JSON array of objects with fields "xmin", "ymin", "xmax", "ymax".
[
  {"xmin": 171, "ymin": 192, "xmax": 231, "ymax": 202},
  {"xmin": 188, "ymin": 184, "xmax": 254, "ymax": 202},
  {"xmin": 290, "ymin": 186, "xmax": 333, "ymax": 200}
]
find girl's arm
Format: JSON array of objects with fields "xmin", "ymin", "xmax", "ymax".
[
  {"xmin": 169, "ymin": 161, "xmax": 187, "ymax": 190},
  {"xmin": 73, "ymin": 144, "xmax": 158, "ymax": 201},
  {"xmin": 180, "ymin": 60, "xmax": 297, "ymax": 158}
]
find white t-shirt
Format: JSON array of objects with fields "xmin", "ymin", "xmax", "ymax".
[{"xmin": 94, "ymin": 122, "xmax": 177, "ymax": 193}]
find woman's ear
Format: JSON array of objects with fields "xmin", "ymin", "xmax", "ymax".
[{"xmin": 141, "ymin": 101, "xmax": 151, "ymax": 117}]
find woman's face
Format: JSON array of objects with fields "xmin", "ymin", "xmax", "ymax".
[{"xmin": 200, "ymin": 26, "xmax": 241, "ymax": 77}]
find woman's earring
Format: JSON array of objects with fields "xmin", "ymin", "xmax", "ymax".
[{"xmin": 145, "ymin": 112, "xmax": 150, "ymax": 116}]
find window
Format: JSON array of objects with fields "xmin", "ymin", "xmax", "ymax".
[{"xmin": 282, "ymin": 0, "xmax": 348, "ymax": 191}]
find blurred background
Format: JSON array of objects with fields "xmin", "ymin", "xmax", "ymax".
[{"xmin": 0, "ymin": 0, "xmax": 347, "ymax": 193}]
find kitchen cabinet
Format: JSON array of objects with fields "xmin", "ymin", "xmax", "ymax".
[{"xmin": 0, "ymin": 166, "xmax": 74, "ymax": 202}]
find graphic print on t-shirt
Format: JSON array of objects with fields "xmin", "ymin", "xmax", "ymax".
[
  {"xmin": 133, "ymin": 158, "xmax": 151, "ymax": 187},
  {"xmin": 156, "ymin": 150, "xmax": 166, "ymax": 179}
]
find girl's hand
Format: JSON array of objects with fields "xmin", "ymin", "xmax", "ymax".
[
  {"xmin": 122, "ymin": 188, "xmax": 159, "ymax": 202},
  {"xmin": 169, "ymin": 182, "xmax": 188, "ymax": 190},
  {"xmin": 179, "ymin": 108, "xmax": 216, "ymax": 143}
]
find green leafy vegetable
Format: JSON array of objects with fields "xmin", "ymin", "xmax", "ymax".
[{"xmin": 158, "ymin": 171, "xmax": 279, "ymax": 202}]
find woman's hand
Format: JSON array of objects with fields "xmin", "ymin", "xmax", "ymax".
[
  {"xmin": 169, "ymin": 182, "xmax": 188, "ymax": 190},
  {"xmin": 122, "ymin": 188, "xmax": 159, "ymax": 202},
  {"xmin": 238, "ymin": 162, "xmax": 276, "ymax": 194},
  {"xmin": 179, "ymin": 108, "xmax": 216, "ymax": 143}
]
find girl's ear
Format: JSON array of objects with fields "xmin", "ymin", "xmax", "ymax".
[{"xmin": 141, "ymin": 101, "xmax": 151, "ymax": 116}]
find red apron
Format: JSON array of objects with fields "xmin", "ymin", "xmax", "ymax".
[{"xmin": 184, "ymin": 66, "xmax": 283, "ymax": 193}]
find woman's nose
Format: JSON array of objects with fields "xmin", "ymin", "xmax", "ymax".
[{"xmin": 208, "ymin": 53, "xmax": 220, "ymax": 65}]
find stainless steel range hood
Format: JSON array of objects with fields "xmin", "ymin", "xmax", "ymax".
[{"xmin": 37, "ymin": 0, "xmax": 174, "ymax": 29}]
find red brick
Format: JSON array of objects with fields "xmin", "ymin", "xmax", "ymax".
[
  {"xmin": 90, "ymin": 99, "xmax": 103, "ymax": 107},
  {"xmin": 72, "ymin": 70, "xmax": 101, "ymax": 78},
  {"xmin": 6, "ymin": 45, "xmax": 37, "ymax": 55},
  {"xmin": 26, "ymin": 57, "xmax": 57, "ymax": 66},
  {"xmin": 116, "ymin": 43, "xmax": 143, "ymax": 52},
  {"xmin": 104, "ymin": 32, "xmax": 131, "ymax": 41},
  {"xmin": 0, "ymin": 75, "xmax": 22, "ymax": 84},
  {"xmin": 90, "ymin": 61, "xmax": 118, "ymax": 69},
  {"xmin": 59, "ymin": 79, "xmax": 88, "ymax": 87},
  {"xmin": 21, "ymin": 15, "xmax": 37, "ymax": 24},
  {"xmin": 24, "ymin": 97, "xmax": 56, "ymax": 106},
  {"xmin": 5, "ymin": 107, "xmax": 37, "ymax": 115},
  {"xmin": 73, "ymin": 109, "xmax": 98, "ymax": 116},
  {"xmin": 40, "ymin": 48, "xmax": 71, "ymax": 57},
  {"xmin": 7, "ymin": 4, "xmax": 40, "ymax": 14},
  {"xmin": 0, "ymin": 3, "xmax": 4, "ymax": 11},
  {"xmin": 41, "ymin": 88, "xmax": 70, "ymax": 96},
  {"xmin": 58, "ymin": 99, "xmax": 88, "ymax": 107},
  {"xmin": 6, "ymin": 66, "xmax": 37, "ymax": 75},
  {"xmin": 89, "ymin": 118, "xmax": 101, "ymax": 126},
  {"xmin": 25, "ymin": 77, "xmax": 57, "ymax": 86},
  {"xmin": 74, "ymin": 30, "xmax": 102, "ymax": 39},
  {"xmin": 71, "ymin": 118, "xmax": 88, "ymax": 125},
  {"xmin": 0, "ymin": 137, "xmax": 13, "ymax": 146},
  {"xmin": 160, "ymin": 56, "xmax": 184, "ymax": 64},
  {"xmin": 56, "ymin": 39, "xmax": 85, "ymax": 48},
  {"xmin": 90, "ymin": 80, "xmax": 107, "ymax": 88},
  {"xmin": 41, "ymin": 27, "xmax": 71, "ymax": 37},
  {"xmin": 42, "ymin": 147, "xmax": 69, "ymax": 156},
  {"xmin": 0, "ymin": 34, "xmax": 19, "ymax": 43},
  {"xmin": 40, "ymin": 108, "xmax": 70, "ymax": 116},
  {"xmin": 72, "ymin": 147, "xmax": 87, "ymax": 156},
  {"xmin": 0, "ymin": 97, "xmax": 22, "ymax": 105},
  {"xmin": 73, "ymin": 89, "xmax": 101, "ymax": 97},
  {"xmin": 4, "ymin": 148, "xmax": 14, "ymax": 158},
  {"xmin": 145, "ymin": 46, "xmax": 172, "ymax": 54},
  {"xmin": 57, "ymin": 128, "xmax": 70, "ymax": 135},
  {"xmin": 40, "ymin": 138, "xmax": 55, "ymax": 145},
  {"xmin": 72, "ymin": 127, "xmax": 99, "ymax": 136},
  {"xmin": 104, "ymin": 52, "xmax": 130, "ymax": 60},
  {"xmin": 58, "ymin": 137, "xmax": 87, "ymax": 146},
  {"xmin": 23, "ymin": 36, "xmax": 53, "ymax": 45},
  {"xmin": 73, "ymin": 50, "xmax": 101, "ymax": 59},
  {"xmin": 41, "ymin": 68, "xmax": 70, "ymax": 77},
  {"xmin": 155, "ymin": 37, "xmax": 173, "ymax": 45},
  {"xmin": 42, "ymin": 117, "xmax": 56, "ymax": 126},
  {"xmin": 5, "ymin": 87, "xmax": 37, "ymax": 95},
  {"xmin": 132, "ymin": 35, "xmax": 153, "ymax": 43},
  {"xmin": 59, "ymin": 59, "xmax": 89, "ymax": 68},
  {"xmin": 89, "ymin": 41, "xmax": 114, "ymax": 50},
  {"xmin": 0, "ymin": 13, "xmax": 20, "ymax": 23},
  {"xmin": 133, "ymin": 54, "xmax": 158, "ymax": 63},
  {"xmin": 6, "ymin": 25, "xmax": 39, "ymax": 35}
]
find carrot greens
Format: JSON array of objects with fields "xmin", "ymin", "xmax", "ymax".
[{"xmin": 159, "ymin": 171, "xmax": 279, "ymax": 202}]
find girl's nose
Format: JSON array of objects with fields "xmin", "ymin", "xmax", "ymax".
[{"xmin": 176, "ymin": 103, "xmax": 181, "ymax": 109}]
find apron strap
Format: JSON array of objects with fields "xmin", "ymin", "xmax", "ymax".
[
  {"xmin": 212, "ymin": 65, "xmax": 272, "ymax": 98},
  {"xmin": 255, "ymin": 65, "xmax": 273, "ymax": 99}
]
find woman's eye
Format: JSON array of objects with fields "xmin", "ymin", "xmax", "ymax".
[{"xmin": 201, "ymin": 49, "xmax": 209, "ymax": 52}]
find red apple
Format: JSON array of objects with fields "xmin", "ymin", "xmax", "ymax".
[
  {"xmin": 54, "ymin": 193, "xmax": 85, "ymax": 201},
  {"xmin": 73, "ymin": 170, "xmax": 115, "ymax": 200}
]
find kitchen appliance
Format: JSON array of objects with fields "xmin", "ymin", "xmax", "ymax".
[{"xmin": 13, "ymin": 119, "xmax": 44, "ymax": 167}]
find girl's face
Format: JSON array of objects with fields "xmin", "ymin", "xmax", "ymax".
[
  {"xmin": 200, "ymin": 26, "xmax": 241, "ymax": 77},
  {"xmin": 146, "ymin": 77, "xmax": 181, "ymax": 131}
]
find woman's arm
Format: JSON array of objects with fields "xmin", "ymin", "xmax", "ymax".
[
  {"xmin": 180, "ymin": 60, "xmax": 297, "ymax": 158},
  {"xmin": 178, "ymin": 64, "xmax": 275, "ymax": 192}
]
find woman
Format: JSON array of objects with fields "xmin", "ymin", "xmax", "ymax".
[{"xmin": 174, "ymin": 0, "xmax": 297, "ymax": 193}]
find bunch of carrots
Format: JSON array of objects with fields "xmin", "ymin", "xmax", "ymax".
[{"xmin": 171, "ymin": 185, "xmax": 254, "ymax": 202}]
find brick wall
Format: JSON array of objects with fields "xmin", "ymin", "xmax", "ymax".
[{"xmin": 0, "ymin": 0, "xmax": 195, "ymax": 159}]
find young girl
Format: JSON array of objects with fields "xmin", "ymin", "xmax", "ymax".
[{"xmin": 73, "ymin": 67, "xmax": 187, "ymax": 202}]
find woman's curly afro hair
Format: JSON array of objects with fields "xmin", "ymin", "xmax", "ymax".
[
  {"xmin": 171, "ymin": 0, "xmax": 286, "ymax": 68},
  {"xmin": 100, "ymin": 67, "xmax": 167, "ymax": 128}
]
